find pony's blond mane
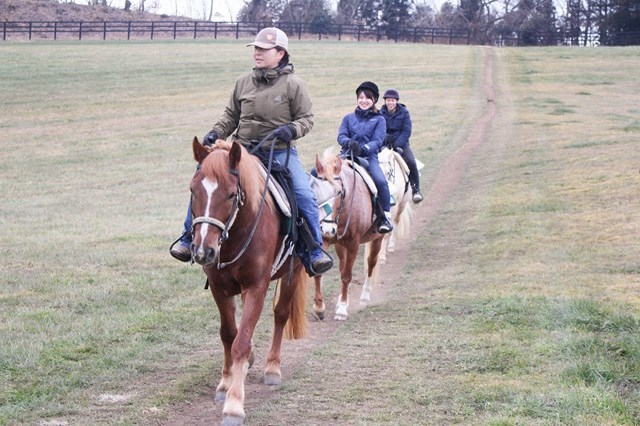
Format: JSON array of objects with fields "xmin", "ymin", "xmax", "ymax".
[
  {"xmin": 317, "ymin": 146, "xmax": 343, "ymax": 185},
  {"xmin": 200, "ymin": 140, "xmax": 273, "ymax": 214}
]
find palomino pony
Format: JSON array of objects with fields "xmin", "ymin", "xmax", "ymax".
[
  {"xmin": 189, "ymin": 138, "xmax": 308, "ymax": 426},
  {"xmin": 377, "ymin": 147, "xmax": 414, "ymax": 264},
  {"xmin": 312, "ymin": 151, "xmax": 411, "ymax": 320}
]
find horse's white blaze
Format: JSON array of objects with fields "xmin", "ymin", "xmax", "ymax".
[{"xmin": 197, "ymin": 177, "xmax": 219, "ymax": 250}]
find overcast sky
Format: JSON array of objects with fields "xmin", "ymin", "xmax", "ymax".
[
  {"xmin": 108, "ymin": 0, "xmax": 244, "ymax": 21},
  {"xmin": 107, "ymin": 0, "xmax": 445, "ymax": 22}
]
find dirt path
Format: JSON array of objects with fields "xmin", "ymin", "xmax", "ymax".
[{"xmin": 163, "ymin": 47, "xmax": 497, "ymax": 426}]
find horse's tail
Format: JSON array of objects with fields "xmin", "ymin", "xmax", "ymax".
[
  {"xmin": 394, "ymin": 199, "xmax": 414, "ymax": 240},
  {"xmin": 283, "ymin": 265, "xmax": 308, "ymax": 340}
]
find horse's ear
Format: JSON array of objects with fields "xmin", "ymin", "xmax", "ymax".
[
  {"xmin": 193, "ymin": 137, "xmax": 211, "ymax": 164},
  {"xmin": 229, "ymin": 141, "xmax": 242, "ymax": 169},
  {"xmin": 315, "ymin": 154, "xmax": 325, "ymax": 177},
  {"xmin": 334, "ymin": 155, "xmax": 343, "ymax": 174}
]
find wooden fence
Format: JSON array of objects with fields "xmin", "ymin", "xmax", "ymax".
[{"xmin": 1, "ymin": 20, "xmax": 471, "ymax": 45}]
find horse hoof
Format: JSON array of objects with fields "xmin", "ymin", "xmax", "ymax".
[
  {"xmin": 221, "ymin": 414, "xmax": 245, "ymax": 426},
  {"xmin": 334, "ymin": 313, "xmax": 348, "ymax": 321},
  {"xmin": 215, "ymin": 390, "xmax": 226, "ymax": 402},
  {"xmin": 314, "ymin": 303, "xmax": 326, "ymax": 320},
  {"xmin": 264, "ymin": 372, "xmax": 282, "ymax": 386}
]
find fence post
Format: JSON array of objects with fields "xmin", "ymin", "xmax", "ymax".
[
  {"xmin": 54, "ymin": 22, "xmax": 57, "ymax": 40},
  {"xmin": 151, "ymin": 21, "xmax": 155, "ymax": 40},
  {"xmin": 173, "ymin": 21, "xmax": 177, "ymax": 39},
  {"xmin": 103, "ymin": 22, "xmax": 107, "ymax": 40},
  {"xmin": 357, "ymin": 25, "xmax": 361, "ymax": 42},
  {"xmin": 2, "ymin": 22, "xmax": 5, "ymax": 41},
  {"xmin": 193, "ymin": 21, "xmax": 197, "ymax": 39},
  {"xmin": 79, "ymin": 22, "xmax": 82, "ymax": 40},
  {"xmin": 214, "ymin": 22, "xmax": 218, "ymax": 39},
  {"xmin": 28, "ymin": 21, "xmax": 32, "ymax": 40},
  {"xmin": 236, "ymin": 22, "xmax": 240, "ymax": 39},
  {"xmin": 338, "ymin": 24, "xmax": 342, "ymax": 41}
]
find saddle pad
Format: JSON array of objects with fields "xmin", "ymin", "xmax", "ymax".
[
  {"xmin": 256, "ymin": 165, "xmax": 292, "ymax": 218},
  {"xmin": 347, "ymin": 160, "xmax": 378, "ymax": 197}
]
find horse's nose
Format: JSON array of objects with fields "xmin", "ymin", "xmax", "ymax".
[{"xmin": 192, "ymin": 244, "xmax": 219, "ymax": 265}]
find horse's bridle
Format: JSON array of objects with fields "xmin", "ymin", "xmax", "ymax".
[
  {"xmin": 319, "ymin": 175, "xmax": 345, "ymax": 229},
  {"xmin": 191, "ymin": 168, "xmax": 243, "ymax": 246},
  {"xmin": 191, "ymin": 134, "xmax": 278, "ymax": 270},
  {"xmin": 321, "ymin": 154, "xmax": 359, "ymax": 240},
  {"xmin": 190, "ymin": 167, "xmax": 247, "ymax": 269}
]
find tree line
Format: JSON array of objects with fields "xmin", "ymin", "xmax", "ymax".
[
  {"xmin": 63, "ymin": 0, "xmax": 639, "ymax": 46},
  {"xmin": 236, "ymin": 0, "xmax": 639, "ymax": 45}
]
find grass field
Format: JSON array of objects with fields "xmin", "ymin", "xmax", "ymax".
[{"xmin": 1, "ymin": 40, "xmax": 639, "ymax": 425}]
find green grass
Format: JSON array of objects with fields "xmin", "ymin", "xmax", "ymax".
[{"xmin": 1, "ymin": 41, "xmax": 640, "ymax": 425}]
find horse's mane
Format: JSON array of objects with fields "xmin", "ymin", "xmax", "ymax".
[
  {"xmin": 319, "ymin": 146, "xmax": 343, "ymax": 185},
  {"xmin": 200, "ymin": 140, "xmax": 272, "ymax": 214}
]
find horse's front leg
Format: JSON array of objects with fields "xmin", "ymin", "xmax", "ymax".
[
  {"xmin": 379, "ymin": 234, "xmax": 390, "ymax": 264},
  {"xmin": 313, "ymin": 274, "xmax": 326, "ymax": 320},
  {"xmin": 361, "ymin": 238, "xmax": 383, "ymax": 304},
  {"xmin": 221, "ymin": 286, "xmax": 267, "ymax": 426},
  {"xmin": 335, "ymin": 243, "xmax": 357, "ymax": 321},
  {"xmin": 210, "ymin": 288, "xmax": 238, "ymax": 402}
]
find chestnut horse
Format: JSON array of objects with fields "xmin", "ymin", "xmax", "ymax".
[
  {"xmin": 311, "ymin": 152, "xmax": 391, "ymax": 321},
  {"xmin": 189, "ymin": 138, "xmax": 308, "ymax": 426}
]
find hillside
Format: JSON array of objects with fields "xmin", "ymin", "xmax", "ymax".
[{"xmin": 0, "ymin": 0, "xmax": 186, "ymax": 21}]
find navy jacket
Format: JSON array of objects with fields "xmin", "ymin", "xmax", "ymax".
[
  {"xmin": 337, "ymin": 107, "xmax": 386, "ymax": 158},
  {"xmin": 380, "ymin": 103, "xmax": 412, "ymax": 149}
]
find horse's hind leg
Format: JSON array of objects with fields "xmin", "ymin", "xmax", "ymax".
[
  {"xmin": 265, "ymin": 267, "xmax": 307, "ymax": 384},
  {"xmin": 361, "ymin": 238, "xmax": 383, "ymax": 304}
]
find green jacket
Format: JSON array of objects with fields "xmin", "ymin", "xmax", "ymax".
[{"xmin": 211, "ymin": 64, "xmax": 314, "ymax": 150}]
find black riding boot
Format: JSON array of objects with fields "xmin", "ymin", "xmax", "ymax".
[
  {"xmin": 411, "ymin": 183, "xmax": 423, "ymax": 203},
  {"xmin": 375, "ymin": 199, "xmax": 393, "ymax": 234}
]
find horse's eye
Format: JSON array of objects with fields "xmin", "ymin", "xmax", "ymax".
[{"xmin": 228, "ymin": 192, "xmax": 236, "ymax": 200}]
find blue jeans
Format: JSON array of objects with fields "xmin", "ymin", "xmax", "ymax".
[
  {"xmin": 365, "ymin": 156, "xmax": 391, "ymax": 211},
  {"xmin": 180, "ymin": 148, "xmax": 324, "ymax": 257}
]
